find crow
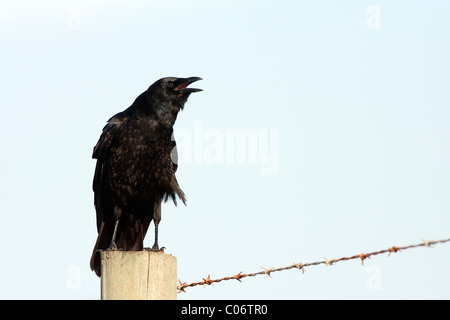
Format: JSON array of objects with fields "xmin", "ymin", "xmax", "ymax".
[{"xmin": 90, "ymin": 77, "xmax": 202, "ymax": 277}]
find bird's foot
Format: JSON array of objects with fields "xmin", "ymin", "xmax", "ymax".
[
  {"xmin": 144, "ymin": 245, "xmax": 166, "ymax": 253},
  {"xmin": 106, "ymin": 242, "xmax": 122, "ymax": 251}
]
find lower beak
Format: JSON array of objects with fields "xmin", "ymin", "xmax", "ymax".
[{"xmin": 175, "ymin": 77, "xmax": 203, "ymax": 93}]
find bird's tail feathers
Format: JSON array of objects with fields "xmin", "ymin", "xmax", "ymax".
[
  {"xmin": 168, "ymin": 176, "xmax": 186, "ymax": 206},
  {"xmin": 89, "ymin": 221, "xmax": 110, "ymax": 277}
]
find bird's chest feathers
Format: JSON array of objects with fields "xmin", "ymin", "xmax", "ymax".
[
  {"xmin": 119, "ymin": 121, "xmax": 173, "ymax": 161},
  {"xmin": 110, "ymin": 118, "xmax": 175, "ymax": 191}
]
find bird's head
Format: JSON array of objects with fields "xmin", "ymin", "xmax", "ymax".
[
  {"xmin": 146, "ymin": 77, "xmax": 202, "ymax": 127},
  {"xmin": 148, "ymin": 76, "xmax": 202, "ymax": 107}
]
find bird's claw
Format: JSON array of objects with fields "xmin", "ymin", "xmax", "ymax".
[
  {"xmin": 106, "ymin": 243, "xmax": 123, "ymax": 251},
  {"xmin": 144, "ymin": 246, "xmax": 166, "ymax": 253}
]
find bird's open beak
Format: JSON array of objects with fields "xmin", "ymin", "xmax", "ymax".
[{"xmin": 175, "ymin": 77, "xmax": 203, "ymax": 94}]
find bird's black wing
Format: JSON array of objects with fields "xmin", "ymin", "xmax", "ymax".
[{"xmin": 92, "ymin": 111, "xmax": 128, "ymax": 231}]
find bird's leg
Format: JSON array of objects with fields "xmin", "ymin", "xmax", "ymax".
[
  {"xmin": 108, "ymin": 207, "xmax": 122, "ymax": 250},
  {"xmin": 108, "ymin": 219, "xmax": 120, "ymax": 250},
  {"xmin": 151, "ymin": 198, "xmax": 162, "ymax": 251}
]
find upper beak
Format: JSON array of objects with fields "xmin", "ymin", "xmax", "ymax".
[{"xmin": 175, "ymin": 77, "xmax": 203, "ymax": 93}]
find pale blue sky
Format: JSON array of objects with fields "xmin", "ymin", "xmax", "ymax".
[{"xmin": 1, "ymin": 1, "xmax": 449, "ymax": 299}]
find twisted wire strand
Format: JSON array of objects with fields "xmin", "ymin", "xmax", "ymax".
[{"xmin": 177, "ymin": 237, "xmax": 450, "ymax": 293}]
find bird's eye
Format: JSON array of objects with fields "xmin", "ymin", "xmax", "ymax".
[{"xmin": 167, "ymin": 82, "xmax": 174, "ymax": 88}]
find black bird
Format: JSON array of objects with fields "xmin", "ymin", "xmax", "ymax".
[{"xmin": 90, "ymin": 77, "xmax": 202, "ymax": 277}]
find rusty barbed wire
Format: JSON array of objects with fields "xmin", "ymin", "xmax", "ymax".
[{"xmin": 177, "ymin": 237, "xmax": 450, "ymax": 293}]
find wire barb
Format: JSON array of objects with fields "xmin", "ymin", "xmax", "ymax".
[
  {"xmin": 293, "ymin": 262, "xmax": 306, "ymax": 273},
  {"xmin": 202, "ymin": 274, "xmax": 214, "ymax": 287},
  {"xmin": 359, "ymin": 253, "xmax": 370, "ymax": 265},
  {"xmin": 177, "ymin": 279, "xmax": 188, "ymax": 293},
  {"xmin": 388, "ymin": 246, "xmax": 401, "ymax": 256},
  {"xmin": 261, "ymin": 267, "xmax": 275, "ymax": 278},
  {"xmin": 421, "ymin": 238, "xmax": 434, "ymax": 248},
  {"xmin": 177, "ymin": 237, "xmax": 450, "ymax": 293},
  {"xmin": 232, "ymin": 271, "xmax": 244, "ymax": 282},
  {"xmin": 323, "ymin": 257, "xmax": 336, "ymax": 266}
]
